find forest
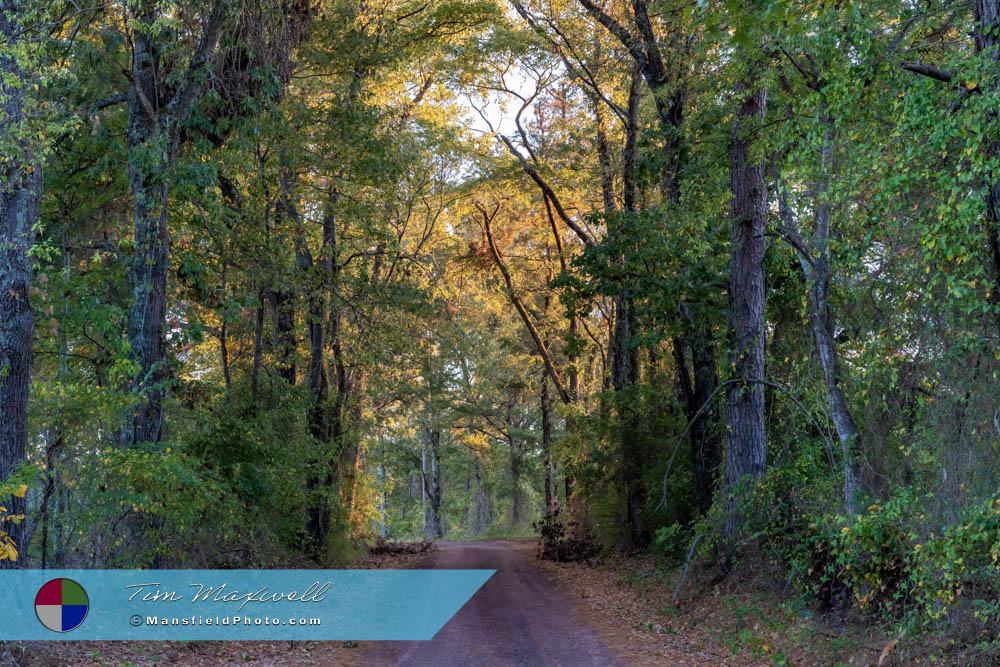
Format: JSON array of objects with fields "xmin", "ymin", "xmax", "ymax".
[{"xmin": 3, "ymin": 0, "xmax": 1000, "ymax": 660}]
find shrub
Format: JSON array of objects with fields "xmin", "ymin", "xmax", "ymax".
[{"xmin": 533, "ymin": 506, "xmax": 599, "ymax": 562}]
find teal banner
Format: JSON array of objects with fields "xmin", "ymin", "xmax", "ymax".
[{"xmin": 0, "ymin": 569, "xmax": 494, "ymax": 640}]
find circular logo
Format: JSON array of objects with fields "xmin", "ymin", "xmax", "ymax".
[{"xmin": 35, "ymin": 578, "xmax": 89, "ymax": 632}]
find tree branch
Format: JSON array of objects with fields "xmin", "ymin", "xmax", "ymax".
[
  {"xmin": 577, "ymin": 0, "xmax": 645, "ymax": 70},
  {"xmin": 900, "ymin": 60, "xmax": 953, "ymax": 83},
  {"xmin": 477, "ymin": 201, "xmax": 573, "ymax": 404},
  {"xmin": 498, "ymin": 133, "xmax": 594, "ymax": 246},
  {"xmin": 122, "ymin": 69, "xmax": 156, "ymax": 122},
  {"xmin": 166, "ymin": 0, "xmax": 227, "ymax": 144}
]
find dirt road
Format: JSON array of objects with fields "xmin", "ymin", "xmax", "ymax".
[{"xmin": 365, "ymin": 541, "xmax": 623, "ymax": 666}]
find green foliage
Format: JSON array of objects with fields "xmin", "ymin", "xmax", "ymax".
[
  {"xmin": 651, "ymin": 522, "xmax": 690, "ymax": 566},
  {"xmin": 7, "ymin": 9, "xmax": 1000, "ymax": 665},
  {"xmin": 743, "ymin": 468, "xmax": 1000, "ymax": 632},
  {"xmin": 0, "ymin": 466, "xmax": 37, "ymax": 562}
]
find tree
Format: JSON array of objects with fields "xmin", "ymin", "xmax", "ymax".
[
  {"xmin": 118, "ymin": 1, "xmax": 229, "ymax": 447},
  {"xmin": 723, "ymin": 31, "xmax": 768, "ymax": 540},
  {"xmin": 0, "ymin": 0, "xmax": 42, "ymax": 567}
]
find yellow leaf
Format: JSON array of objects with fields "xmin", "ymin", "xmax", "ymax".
[
  {"xmin": 12, "ymin": 484, "xmax": 27, "ymax": 498},
  {"xmin": 966, "ymin": 80, "xmax": 977, "ymax": 90},
  {"xmin": 879, "ymin": 633, "xmax": 903, "ymax": 666}
]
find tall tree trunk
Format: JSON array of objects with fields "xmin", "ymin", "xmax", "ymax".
[
  {"xmin": 613, "ymin": 66, "xmax": 645, "ymax": 548},
  {"xmin": 592, "ymin": 95, "xmax": 617, "ymax": 213},
  {"xmin": 121, "ymin": 2, "xmax": 170, "ymax": 446},
  {"xmin": 690, "ymin": 332, "xmax": 721, "ymax": 512},
  {"xmin": 328, "ymin": 205, "xmax": 364, "ymax": 537},
  {"xmin": 422, "ymin": 427, "xmax": 443, "ymax": 539},
  {"xmin": 421, "ymin": 441, "xmax": 427, "ymax": 533},
  {"xmin": 613, "ymin": 291, "xmax": 644, "ymax": 546},
  {"xmin": 724, "ymin": 61, "xmax": 768, "ymax": 540},
  {"xmin": 508, "ymin": 432, "xmax": 525, "ymax": 529},
  {"xmin": 272, "ymin": 167, "xmax": 300, "ymax": 385},
  {"xmin": 673, "ymin": 330, "xmax": 722, "ymax": 515},
  {"xmin": 975, "ymin": 1, "xmax": 1000, "ymax": 307},
  {"xmin": 469, "ymin": 458, "xmax": 491, "ymax": 536},
  {"xmin": 120, "ymin": 1, "xmax": 226, "ymax": 448},
  {"xmin": 218, "ymin": 263, "xmax": 231, "ymax": 394},
  {"xmin": 579, "ymin": 0, "xmax": 721, "ymax": 535},
  {"xmin": 378, "ymin": 460, "xmax": 388, "ymax": 539},
  {"xmin": 303, "ymin": 201, "xmax": 333, "ymax": 555},
  {"xmin": 541, "ymin": 371, "xmax": 555, "ymax": 512},
  {"xmin": 0, "ymin": 0, "xmax": 40, "ymax": 570},
  {"xmin": 542, "ymin": 191, "xmax": 578, "ymax": 513},
  {"xmin": 251, "ymin": 285, "xmax": 264, "ymax": 403},
  {"xmin": 271, "ymin": 288, "xmax": 297, "ymax": 384}
]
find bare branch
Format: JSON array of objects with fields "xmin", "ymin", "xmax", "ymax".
[
  {"xmin": 656, "ymin": 378, "xmax": 836, "ymax": 511},
  {"xmin": 900, "ymin": 60, "xmax": 954, "ymax": 83},
  {"xmin": 477, "ymin": 201, "xmax": 573, "ymax": 404},
  {"xmin": 122, "ymin": 69, "xmax": 156, "ymax": 122}
]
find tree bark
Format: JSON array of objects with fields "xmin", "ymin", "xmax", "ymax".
[
  {"xmin": 0, "ymin": 0, "xmax": 40, "ymax": 569},
  {"xmin": 469, "ymin": 458, "xmax": 492, "ymax": 536},
  {"xmin": 272, "ymin": 166, "xmax": 300, "ymax": 385},
  {"xmin": 577, "ymin": 0, "xmax": 685, "ymax": 198},
  {"xmin": 251, "ymin": 285, "xmax": 264, "ymax": 403},
  {"xmin": 613, "ymin": 64, "xmax": 645, "ymax": 547},
  {"xmin": 724, "ymin": 62, "xmax": 768, "ymax": 540},
  {"xmin": 271, "ymin": 288, "xmax": 298, "ymax": 384},
  {"xmin": 377, "ymin": 460, "xmax": 388, "ymax": 539},
  {"xmin": 121, "ymin": 0, "xmax": 170, "ymax": 446}
]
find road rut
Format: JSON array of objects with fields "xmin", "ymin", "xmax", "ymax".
[{"xmin": 365, "ymin": 541, "xmax": 622, "ymax": 666}]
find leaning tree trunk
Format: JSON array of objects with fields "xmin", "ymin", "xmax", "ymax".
[
  {"xmin": 809, "ymin": 125, "xmax": 862, "ymax": 514},
  {"xmin": 0, "ymin": 0, "xmax": 40, "ymax": 569},
  {"xmin": 724, "ymin": 63, "xmax": 768, "ymax": 541},
  {"xmin": 811, "ymin": 298, "xmax": 863, "ymax": 514},
  {"xmin": 777, "ymin": 120, "xmax": 863, "ymax": 515}
]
